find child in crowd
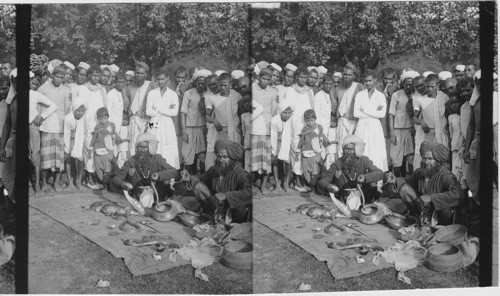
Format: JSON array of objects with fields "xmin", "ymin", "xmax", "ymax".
[
  {"xmin": 63, "ymin": 97, "xmax": 87, "ymax": 190},
  {"xmin": 239, "ymin": 91, "xmax": 255, "ymax": 173},
  {"xmin": 296, "ymin": 109, "xmax": 329, "ymax": 195},
  {"xmin": 116, "ymin": 111, "xmax": 130, "ymax": 168},
  {"xmin": 270, "ymin": 100, "xmax": 294, "ymax": 192},
  {"xmin": 448, "ymin": 93, "xmax": 465, "ymax": 187},
  {"xmin": 90, "ymin": 107, "xmax": 121, "ymax": 190}
]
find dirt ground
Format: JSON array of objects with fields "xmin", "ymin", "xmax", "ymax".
[
  {"xmin": 28, "ymin": 186, "xmax": 252, "ymax": 294},
  {"xmin": 251, "ymin": 188, "xmax": 482, "ymax": 293}
]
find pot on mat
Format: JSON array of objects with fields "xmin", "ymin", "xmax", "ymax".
[
  {"xmin": 153, "ymin": 201, "xmax": 179, "ymax": 222},
  {"xmin": 434, "ymin": 224, "xmax": 467, "ymax": 246},
  {"xmin": 350, "ymin": 203, "xmax": 384, "ymax": 225},
  {"xmin": 424, "ymin": 243, "xmax": 463, "ymax": 272},
  {"xmin": 385, "ymin": 213, "xmax": 408, "ymax": 230},
  {"xmin": 179, "ymin": 211, "xmax": 209, "ymax": 228},
  {"xmin": 220, "ymin": 240, "xmax": 252, "ymax": 270}
]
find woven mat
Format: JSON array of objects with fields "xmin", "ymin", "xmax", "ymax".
[
  {"xmin": 29, "ymin": 192, "xmax": 195, "ymax": 276},
  {"xmin": 254, "ymin": 194, "xmax": 400, "ymax": 279}
]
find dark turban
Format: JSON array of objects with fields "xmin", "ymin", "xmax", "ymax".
[
  {"xmin": 215, "ymin": 139, "xmax": 244, "ymax": 161},
  {"xmin": 420, "ymin": 141, "xmax": 449, "ymax": 163}
]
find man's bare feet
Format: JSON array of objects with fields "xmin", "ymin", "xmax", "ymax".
[
  {"xmin": 66, "ymin": 182, "xmax": 76, "ymax": 191},
  {"xmin": 34, "ymin": 183, "xmax": 41, "ymax": 197},
  {"xmin": 53, "ymin": 183, "xmax": 63, "ymax": 192},
  {"xmin": 261, "ymin": 186, "xmax": 271, "ymax": 195},
  {"xmin": 75, "ymin": 181, "xmax": 82, "ymax": 190}
]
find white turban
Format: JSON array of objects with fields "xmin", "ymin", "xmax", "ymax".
[
  {"xmin": 438, "ymin": 71, "xmax": 452, "ymax": 81},
  {"xmin": 231, "ymin": 70, "xmax": 245, "ymax": 80},
  {"xmin": 47, "ymin": 63, "xmax": 54, "ymax": 74},
  {"xmin": 470, "ymin": 70, "xmax": 481, "ymax": 107},
  {"xmin": 285, "ymin": 63, "xmax": 297, "ymax": 73},
  {"xmin": 455, "ymin": 65, "xmax": 466, "ymax": 72},
  {"xmin": 256, "ymin": 61, "xmax": 269, "ymax": 70},
  {"xmin": 71, "ymin": 96, "xmax": 89, "ymax": 111},
  {"xmin": 77, "ymin": 62, "xmax": 90, "ymax": 70},
  {"xmin": 100, "ymin": 64, "xmax": 109, "ymax": 70},
  {"xmin": 269, "ymin": 63, "xmax": 282, "ymax": 72},
  {"xmin": 342, "ymin": 135, "xmax": 366, "ymax": 156},
  {"xmin": 278, "ymin": 99, "xmax": 295, "ymax": 113},
  {"xmin": 422, "ymin": 71, "xmax": 435, "ymax": 78},
  {"xmin": 307, "ymin": 66, "xmax": 318, "ymax": 73},
  {"xmin": 333, "ymin": 72, "xmax": 343, "ymax": 78},
  {"xmin": 214, "ymin": 70, "xmax": 226, "ymax": 77},
  {"xmin": 193, "ymin": 69, "xmax": 213, "ymax": 80},
  {"xmin": 125, "ymin": 70, "xmax": 135, "ymax": 76},
  {"xmin": 63, "ymin": 61, "xmax": 75, "ymax": 70},
  {"xmin": 317, "ymin": 66, "xmax": 328, "ymax": 75},
  {"xmin": 400, "ymin": 70, "xmax": 419, "ymax": 82},
  {"xmin": 109, "ymin": 64, "xmax": 120, "ymax": 74}
]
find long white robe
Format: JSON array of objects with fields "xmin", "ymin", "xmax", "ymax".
[
  {"xmin": 338, "ymin": 82, "xmax": 361, "ymax": 155},
  {"xmin": 106, "ymin": 88, "xmax": 124, "ymax": 129},
  {"xmin": 353, "ymin": 89, "xmax": 388, "ymax": 171},
  {"xmin": 129, "ymin": 81, "xmax": 152, "ymax": 151},
  {"xmin": 78, "ymin": 84, "xmax": 106, "ymax": 172},
  {"xmin": 146, "ymin": 87, "xmax": 180, "ymax": 169}
]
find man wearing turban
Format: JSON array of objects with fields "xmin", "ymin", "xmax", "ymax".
[
  {"xmin": 388, "ymin": 141, "xmax": 464, "ymax": 226},
  {"xmin": 111, "ymin": 133, "xmax": 179, "ymax": 201},
  {"xmin": 317, "ymin": 135, "xmax": 385, "ymax": 204},
  {"xmin": 182, "ymin": 139, "xmax": 252, "ymax": 224}
]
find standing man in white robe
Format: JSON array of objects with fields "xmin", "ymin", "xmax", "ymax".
[
  {"xmin": 123, "ymin": 62, "xmax": 156, "ymax": 152},
  {"xmin": 276, "ymin": 64, "xmax": 296, "ymax": 104},
  {"xmin": 353, "ymin": 69, "xmax": 388, "ymax": 172},
  {"xmin": 146, "ymin": 70, "xmax": 180, "ymax": 169},
  {"xmin": 337, "ymin": 65, "xmax": 364, "ymax": 155}
]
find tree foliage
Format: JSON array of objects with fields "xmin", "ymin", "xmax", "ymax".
[
  {"xmin": 0, "ymin": 4, "xmax": 16, "ymax": 63},
  {"xmin": 31, "ymin": 3, "xmax": 249, "ymax": 71},
  {"xmin": 250, "ymin": 2, "xmax": 480, "ymax": 71}
]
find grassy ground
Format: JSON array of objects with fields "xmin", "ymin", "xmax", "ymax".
[
  {"xmin": 28, "ymin": 184, "xmax": 252, "ymax": 294},
  {"xmin": 252, "ymin": 187, "xmax": 481, "ymax": 293}
]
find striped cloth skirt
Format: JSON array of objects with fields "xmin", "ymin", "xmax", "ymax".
[
  {"xmin": 40, "ymin": 132, "xmax": 65, "ymax": 171},
  {"xmin": 250, "ymin": 134, "xmax": 271, "ymax": 173}
]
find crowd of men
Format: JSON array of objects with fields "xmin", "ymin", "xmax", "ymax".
[{"xmin": 0, "ymin": 56, "xmax": 495, "ymax": 226}]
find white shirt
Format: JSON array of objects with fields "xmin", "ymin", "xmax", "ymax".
[
  {"xmin": 29, "ymin": 90, "xmax": 57, "ymax": 124},
  {"xmin": 106, "ymin": 88, "xmax": 124, "ymax": 129}
]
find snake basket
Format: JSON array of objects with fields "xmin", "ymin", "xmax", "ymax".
[
  {"xmin": 424, "ymin": 243, "xmax": 463, "ymax": 272},
  {"xmin": 220, "ymin": 240, "xmax": 252, "ymax": 270}
]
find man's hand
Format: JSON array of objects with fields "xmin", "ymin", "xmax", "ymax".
[
  {"xmin": 390, "ymin": 132, "xmax": 397, "ymax": 146},
  {"xmin": 182, "ymin": 131, "xmax": 189, "ymax": 144},
  {"xmin": 215, "ymin": 192, "xmax": 226, "ymax": 203},
  {"xmin": 213, "ymin": 119, "xmax": 222, "ymax": 131},
  {"xmin": 357, "ymin": 174, "xmax": 366, "ymax": 183},
  {"xmin": 121, "ymin": 182, "xmax": 133, "ymax": 190},
  {"xmin": 420, "ymin": 194, "xmax": 432, "ymax": 205},
  {"xmin": 327, "ymin": 184, "xmax": 339, "ymax": 193},
  {"xmin": 386, "ymin": 172, "xmax": 396, "ymax": 184},
  {"xmin": 151, "ymin": 172, "xmax": 159, "ymax": 181},
  {"xmin": 181, "ymin": 170, "xmax": 190, "ymax": 182},
  {"xmin": 421, "ymin": 121, "xmax": 430, "ymax": 133},
  {"xmin": 32, "ymin": 115, "xmax": 44, "ymax": 126}
]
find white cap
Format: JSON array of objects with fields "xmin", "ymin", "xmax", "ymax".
[
  {"xmin": 455, "ymin": 65, "xmax": 466, "ymax": 72},
  {"xmin": 307, "ymin": 66, "xmax": 316, "ymax": 73},
  {"xmin": 125, "ymin": 70, "xmax": 135, "ymax": 76},
  {"xmin": 100, "ymin": 64, "xmax": 109, "ymax": 70},
  {"xmin": 253, "ymin": 65, "xmax": 260, "ymax": 75},
  {"xmin": 269, "ymin": 63, "xmax": 282, "ymax": 72},
  {"xmin": 422, "ymin": 71, "xmax": 435, "ymax": 78},
  {"xmin": 231, "ymin": 70, "xmax": 245, "ymax": 80},
  {"xmin": 215, "ymin": 70, "xmax": 226, "ymax": 77},
  {"xmin": 284, "ymin": 63, "xmax": 297, "ymax": 73},
  {"xmin": 333, "ymin": 72, "xmax": 343, "ymax": 78},
  {"xmin": 109, "ymin": 64, "xmax": 120, "ymax": 74},
  {"xmin": 317, "ymin": 66, "xmax": 328, "ymax": 75},
  {"xmin": 77, "ymin": 62, "xmax": 90, "ymax": 71},
  {"xmin": 63, "ymin": 61, "xmax": 75, "ymax": 70},
  {"xmin": 438, "ymin": 71, "xmax": 452, "ymax": 81},
  {"xmin": 256, "ymin": 61, "xmax": 269, "ymax": 70}
]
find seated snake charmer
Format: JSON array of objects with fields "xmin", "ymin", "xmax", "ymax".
[
  {"xmin": 317, "ymin": 135, "xmax": 386, "ymax": 204},
  {"xmin": 388, "ymin": 141, "xmax": 464, "ymax": 226},
  {"xmin": 181, "ymin": 139, "xmax": 252, "ymax": 224},
  {"xmin": 111, "ymin": 133, "xmax": 179, "ymax": 202}
]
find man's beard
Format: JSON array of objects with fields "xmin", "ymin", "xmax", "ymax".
[
  {"xmin": 138, "ymin": 150, "xmax": 151, "ymax": 161},
  {"xmin": 340, "ymin": 155, "xmax": 358, "ymax": 174},
  {"xmin": 216, "ymin": 160, "xmax": 236, "ymax": 176},
  {"xmin": 421, "ymin": 161, "xmax": 441, "ymax": 178}
]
